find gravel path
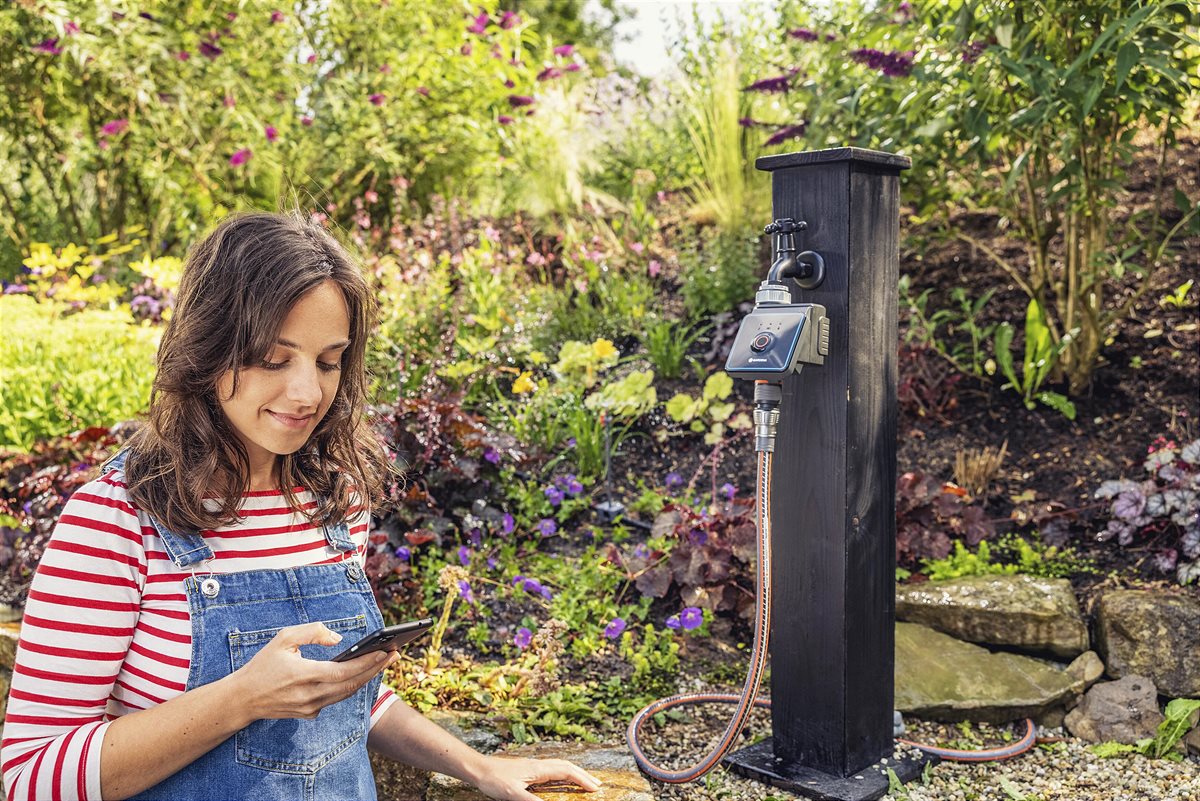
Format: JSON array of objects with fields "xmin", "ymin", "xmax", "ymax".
[{"xmin": 632, "ymin": 680, "xmax": 1200, "ymax": 801}]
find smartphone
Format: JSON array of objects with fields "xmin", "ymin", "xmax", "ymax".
[{"xmin": 331, "ymin": 618, "xmax": 435, "ymax": 663}]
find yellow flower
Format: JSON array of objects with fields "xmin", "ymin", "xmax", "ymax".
[
  {"xmin": 591, "ymin": 338, "xmax": 618, "ymax": 360},
  {"xmin": 22, "ymin": 243, "xmax": 57, "ymax": 273},
  {"xmin": 512, "ymin": 370, "xmax": 535, "ymax": 394}
]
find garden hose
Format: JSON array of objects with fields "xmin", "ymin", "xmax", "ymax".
[{"xmin": 625, "ymin": 383, "xmax": 1040, "ymax": 783}]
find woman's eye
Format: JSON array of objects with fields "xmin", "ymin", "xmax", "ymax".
[
  {"xmin": 319, "ymin": 361, "xmax": 342, "ymax": 373},
  {"xmin": 259, "ymin": 360, "xmax": 287, "ymax": 371}
]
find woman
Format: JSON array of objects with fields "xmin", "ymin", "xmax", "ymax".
[{"xmin": 1, "ymin": 212, "xmax": 600, "ymax": 801}]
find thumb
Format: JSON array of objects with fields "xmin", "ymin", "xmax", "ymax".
[{"xmin": 277, "ymin": 621, "xmax": 344, "ymax": 648}]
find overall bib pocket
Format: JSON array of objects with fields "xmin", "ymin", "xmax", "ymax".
[{"xmin": 228, "ymin": 615, "xmax": 371, "ymax": 774}]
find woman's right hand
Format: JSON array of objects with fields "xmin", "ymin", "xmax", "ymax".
[{"xmin": 231, "ymin": 621, "xmax": 395, "ymax": 721}]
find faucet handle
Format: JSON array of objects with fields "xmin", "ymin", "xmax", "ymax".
[{"xmin": 764, "ymin": 218, "xmax": 807, "ymax": 235}]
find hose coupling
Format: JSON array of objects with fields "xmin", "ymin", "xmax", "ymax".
[{"xmin": 753, "ymin": 382, "xmax": 783, "ymax": 453}]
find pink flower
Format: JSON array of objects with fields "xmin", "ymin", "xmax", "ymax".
[
  {"xmin": 507, "ymin": 95, "xmax": 534, "ymax": 107},
  {"xmin": 379, "ymin": 63, "xmax": 391, "ymax": 73},
  {"xmin": 553, "ymin": 44, "xmax": 574, "ymax": 57},
  {"xmin": 499, "ymin": 10, "xmax": 519, "ymax": 29},
  {"xmin": 503, "ymin": 79, "xmax": 515, "ymax": 88},
  {"xmin": 648, "ymin": 259, "xmax": 662, "ymax": 278},
  {"xmin": 629, "ymin": 242, "xmax": 644, "ymax": 254},
  {"xmin": 226, "ymin": 12, "xmax": 237, "ymax": 21},
  {"xmin": 270, "ymin": 10, "xmax": 284, "ymax": 24},
  {"xmin": 306, "ymin": 53, "xmax": 317, "ymax": 64},
  {"xmin": 176, "ymin": 50, "xmax": 191, "ymax": 61},
  {"xmin": 64, "ymin": 21, "xmax": 80, "ymax": 35},
  {"xmin": 460, "ymin": 43, "xmax": 473, "ymax": 56},
  {"xmin": 416, "ymin": 86, "xmax": 430, "ymax": 97},
  {"xmin": 498, "ymin": 115, "xmax": 514, "ymax": 125},
  {"xmin": 223, "ymin": 94, "xmax": 236, "ymax": 108},
  {"xmin": 364, "ymin": 190, "xmax": 379, "ymax": 203},
  {"xmin": 98, "ymin": 140, "xmax": 109, "ymax": 151},
  {"xmin": 229, "ymin": 148, "xmax": 252, "ymax": 166},
  {"xmin": 99, "ymin": 119, "xmax": 129, "ymax": 137},
  {"xmin": 369, "ymin": 93, "xmax": 385, "ymax": 106},
  {"xmin": 301, "ymin": 115, "xmax": 313, "ymax": 126},
  {"xmin": 264, "ymin": 125, "xmax": 278, "ymax": 142},
  {"xmin": 537, "ymin": 66, "xmax": 561, "ymax": 81},
  {"xmin": 467, "ymin": 11, "xmax": 488, "ymax": 34},
  {"xmin": 564, "ymin": 63, "xmax": 582, "ymax": 72},
  {"xmin": 33, "ymin": 38, "xmax": 62, "ymax": 55}
]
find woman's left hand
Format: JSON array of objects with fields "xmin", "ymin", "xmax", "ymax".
[{"xmin": 471, "ymin": 755, "xmax": 603, "ymax": 801}]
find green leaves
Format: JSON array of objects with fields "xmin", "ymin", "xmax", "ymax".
[{"xmin": 994, "ymin": 298, "xmax": 1076, "ymax": 419}]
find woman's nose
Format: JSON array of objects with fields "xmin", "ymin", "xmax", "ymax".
[{"xmin": 286, "ymin": 364, "xmax": 323, "ymax": 407}]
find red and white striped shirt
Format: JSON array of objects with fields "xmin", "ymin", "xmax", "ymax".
[{"xmin": 0, "ymin": 469, "xmax": 398, "ymax": 801}]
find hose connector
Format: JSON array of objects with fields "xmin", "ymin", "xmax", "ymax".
[{"xmin": 753, "ymin": 382, "xmax": 783, "ymax": 452}]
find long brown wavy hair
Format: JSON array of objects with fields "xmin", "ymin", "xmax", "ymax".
[{"xmin": 124, "ymin": 211, "xmax": 386, "ymax": 533}]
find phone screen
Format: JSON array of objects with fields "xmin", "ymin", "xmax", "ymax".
[{"xmin": 331, "ymin": 618, "xmax": 434, "ymax": 662}]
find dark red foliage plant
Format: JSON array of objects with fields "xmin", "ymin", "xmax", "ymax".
[{"xmin": 895, "ymin": 470, "xmax": 994, "ymax": 569}]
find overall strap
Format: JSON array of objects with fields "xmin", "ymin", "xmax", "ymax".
[
  {"xmin": 322, "ymin": 514, "xmax": 357, "ymax": 554},
  {"xmin": 103, "ymin": 449, "xmax": 216, "ymax": 568}
]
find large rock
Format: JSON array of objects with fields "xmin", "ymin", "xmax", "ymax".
[
  {"xmin": 0, "ymin": 623, "xmax": 20, "ymax": 671},
  {"xmin": 1095, "ymin": 590, "xmax": 1200, "ymax": 697},
  {"xmin": 1065, "ymin": 651, "xmax": 1105, "ymax": 692},
  {"xmin": 895, "ymin": 622, "xmax": 1078, "ymax": 723},
  {"xmin": 1064, "ymin": 675, "xmax": 1164, "ymax": 744},
  {"xmin": 896, "ymin": 575, "xmax": 1088, "ymax": 659},
  {"xmin": 426, "ymin": 742, "xmax": 653, "ymax": 801}
]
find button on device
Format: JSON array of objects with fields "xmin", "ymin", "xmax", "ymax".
[{"xmin": 750, "ymin": 332, "xmax": 775, "ymax": 352}]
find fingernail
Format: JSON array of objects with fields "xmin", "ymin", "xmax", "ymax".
[{"xmin": 332, "ymin": 632, "xmax": 343, "ymax": 642}]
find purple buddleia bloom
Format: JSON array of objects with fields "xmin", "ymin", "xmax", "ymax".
[
  {"xmin": 499, "ymin": 10, "xmax": 520, "ymax": 29},
  {"xmin": 229, "ymin": 148, "xmax": 252, "ymax": 166},
  {"xmin": 553, "ymin": 44, "xmax": 574, "ymax": 57},
  {"xmin": 665, "ymin": 614, "xmax": 681, "ymax": 630},
  {"xmin": 664, "ymin": 471, "xmax": 683, "ymax": 490},
  {"xmin": 457, "ymin": 545, "xmax": 471, "ymax": 566},
  {"xmin": 788, "ymin": 28, "xmax": 819, "ymax": 41},
  {"xmin": 199, "ymin": 40, "xmax": 222, "ymax": 59},
  {"xmin": 744, "ymin": 74, "xmax": 792, "ymax": 93},
  {"xmin": 467, "ymin": 11, "xmax": 489, "ymax": 34},
  {"xmin": 498, "ymin": 115, "xmax": 514, "ymax": 125},
  {"xmin": 680, "ymin": 607, "xmax": 704, "ymax": 630},
  {"xmin": 544, "ymin": 486, "xmax": 564, "ymax": 507},
  {"xmin": 604, "ymin": 618, "xmax": 626, "ymax": 639},
  {"xmin": 537, "ymin": 518, "xmax": 557, "ymax": 537},
  {"xmin": 514, "ymin": 627, "xmax": 532, "ymax": 649},
  {"xmin": 270, "ymin": 10, "xmax": 284, "ymax": 23},
  {"xmin": 501, "ymin": 513, "xmax": 515, "ymax": 535},
  {"xmin": 33, "ymin": 38, "xmax": 62, "ymax": 55},
  {"xmin": 507, "ymin": 95, "xmax": 535, "ymax": 107},
  {"xmin": 765, "ymin": 123, "xmax": 807, "ymax": 147},
  {"xmin": 457, "ymin": 580, "xmax": 474, "ymax": 604},
  {"xmin": 537, "ymin": 66, "xmax": 561, "ymax": 81},
  {"xmin": 369, "ymin": 93, "xmax": 386, "ymax": 106},
  {"xmin": 394, "ymin": 545, "xmax": 411, "ymax": 562},
  {"xmin": 483, "ymin": 447, "xmax": 500, "ymax": 464},
  {"xmin": 100, "ymin": 119, "xmax": 129, "ymax": 137}
]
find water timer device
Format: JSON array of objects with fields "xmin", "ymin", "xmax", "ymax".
[{"xmin": 725, "ymin": 302, "xmax": 829, "ymax": 381}]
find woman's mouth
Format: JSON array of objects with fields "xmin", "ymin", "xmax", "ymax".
[{"xmin": 267, "ymin": 411, "xmax": 314, "ymax": 430}]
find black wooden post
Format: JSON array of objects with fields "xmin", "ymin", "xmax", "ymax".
[{"xmin": 724, "ymin": 148, "xmax": 932, "ymax": 801}]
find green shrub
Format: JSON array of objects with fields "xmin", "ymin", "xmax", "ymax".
[
  {"xmin": 679, "ymin": 225, "xmax": 762, "ymax": 320},
  {"xmin": 0, "ymin": 296, "xmax": 159, "ymax": 451}
]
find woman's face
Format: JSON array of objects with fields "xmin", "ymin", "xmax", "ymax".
[{"xmin": 215, "ymin": 280, "xmax": 350, "ymax": 488}]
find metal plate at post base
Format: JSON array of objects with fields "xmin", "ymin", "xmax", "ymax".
[{"xmin": 724, "ymin": 739, "xmax": 939, "ymax": 801}]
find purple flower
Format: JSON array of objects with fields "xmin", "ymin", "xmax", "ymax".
[
  {"xmin": 457, "ymin": 579, "xmax": 474, "ymax": 604},
  {"xmin": 566, "ymin": 437, "xmax": 576, "ymax": 448},
  {"xmin": 468, "ymin": 528, "xmax": 482, "ymax": 548},
  {"xmin": 199, "ymin": 40, "xmax": 223, "ymax": 59},
  {"xmin": 100, "ymin": 119, "xmax": 129, "ymax": 137},
  {"xmin": 487, "ymin": 557, "xmax": 498, "ymax": 571},
  {"xmin": 744, "ymin": 74, "xmax": 792, "ymax": 93},
  {"xmin": 499, "ymin": 10, "xmax": 520, "ymax": 29},
  {"xmin": 544, "ymin": 486, "xmax": 564, "ymax": 507},
  {"xmin": 764, "ymin": 123, "xmax": 807, "ymax": 147},
  {"xmin": 457, "ymin": 545, "xmax": 471, "ymax": 566},
  {"xmin": 461, "ymin": 43, "xmax": 473, "ymax": 56},
  {"xmin": 850, "ymin": 48, "xmax": 914, "ymax": 78},
  {"xmin": 553, "ymin": 44, "xmax": 574, "ymax": 57},
  {"xmin": 498, "ymin": 114, "xmax": 514, "ymax": 125},
  {"xmin": 511, "ymin": 574, "xmax": 525, "ymax": 586},
  {"xmin": 633, "ymin": 544, "xmax": 649, "ymax": 559},
  {"xmin": 513, "ymin": 627, "xmax": 532, "ymax": 649},
  {"xmin": 537, "ymin": 518, "xmax": 557, "ymax": 537},
  {"xmin": 507, "ymin": 95, "xmax": 535, "ymax": 107},
  {"xmin": 537, "ymin": 66, "xmax": 561, "ymax": 81},
  {"xmin": 604, "ymin": 617, "xmax": 626, "ymax": 639},
  {"xmin": 369, "ymin": 93, "xmax": 386, "ymax": 106},
  {"xmin": 565, "ymin": 63, "xmax": 581, "ymax": 72},
  {"xmin": 739, "ymin": 117, "xmax": 764, "ymax": 128},
  {"xmin": 33, "ymin": 38, "xmax": 62, "ymax": 55},
  {"xmin": 307, "ymin": 53, "xmax": 318, "ymax": 63},
  {"xmin": 229, "ymin": 148, "xmax": 252, "ymax": 166},
  {"xmin": 394, "ymin": 545, "xmax": 411, "ymax": 561},
  {"xmin": 270, "ymin": 10, "xmax": 285, "ymax": 23},
  {"xmin": 176, "ymin": 50, "xmax": 190, "ymax": 61},
  {"xmin": 720, "ymin": 483, "xmax": 736, "ymax": 500},
  {"xmin": 788, "ymin": 28, "xmax": 819, "ymax": 42},
  {"xmin": 301, "ymin": 115, "xmax": 314, "ymax": 126},
  {"xmin": 687, "ymin": 528, "xmax": 708, "ymax": 546},
  {"xmin": 501, "ymin": 513, "xmax": 515, "ymax": 535},
  {"xmin": 565, "ymin": 477, "xmax": 584, "ymax": 496},
  {"xmin": 224, "ymin": 94, "xmax": 236, "ymax": 108},
  {"xmin": 665, "ymin": 614, "xmax": 681, "ymax": 630},
  {"xmin": 961, "ymin": 41, "xmax": 987, "ymax": 64},
  {"xmin": 64, "ymin": 21, "xmax": 80, "ymax": 35},
  {"xmin": 680, "ymin": 607, "xmax": 704, "ymax": 630},
  {"xmin": 416, "ymin": 86, "xmax": 430, "ymax": 97},
  {"xmin": 664, "ymin": 471, "xmax": 682, "ymax": 490},
  {"xmin": 467, "ymin": 11, "xmax": 489, "ymax": 34},
  {"xmin": 483, "ymin": 447, "xmax": 500, "ymax": 464},
  {"xmin": 264, "ymin": 125, "xmax": 278, "ymax": 142}
]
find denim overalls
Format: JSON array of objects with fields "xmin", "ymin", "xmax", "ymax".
[{"xmin": 107, "ymin": 452, "xmax": 384, "ymax": 801}]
